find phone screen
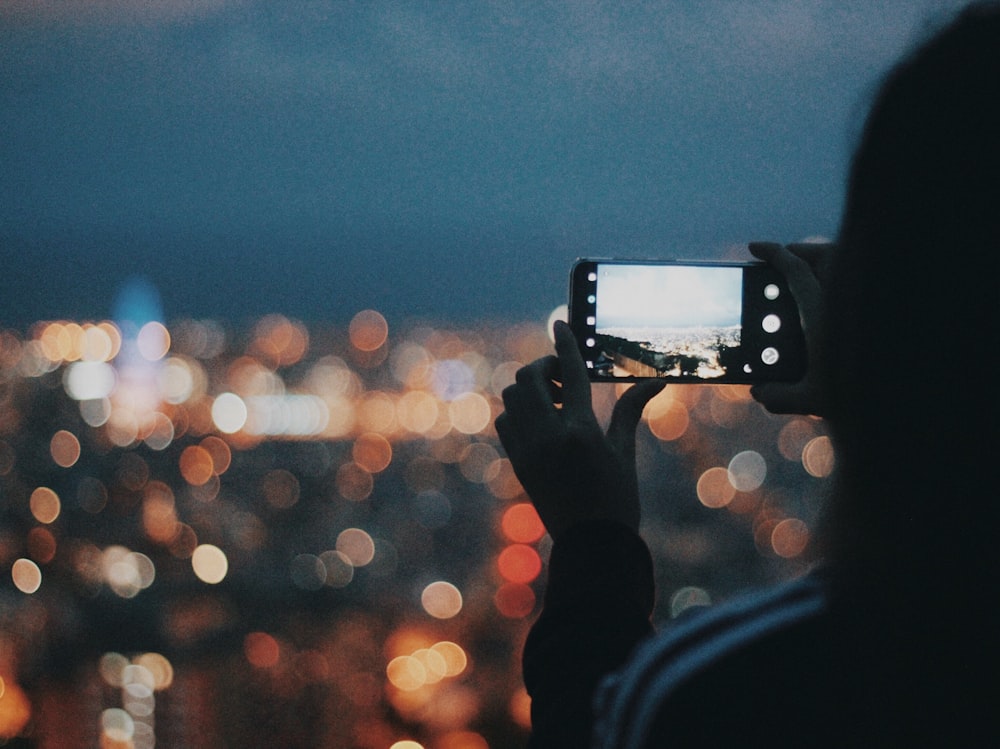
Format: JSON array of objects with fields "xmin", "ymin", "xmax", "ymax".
[{"xmin": 568, "ymin": 259, "xmax": 806, "ymax": 383}]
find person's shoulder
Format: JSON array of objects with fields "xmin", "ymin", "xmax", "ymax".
[
  {"xmin": 593, "ymin": 569, "xmax": 834, "ymax": 748},
  {"xmin": 616, "ymin": 567, "xmax": 831, "ymax": 694}
]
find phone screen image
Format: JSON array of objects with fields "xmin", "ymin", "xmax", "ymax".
[{"xmin": 569, "ymin": 260, "xmax": 806, "ymax": 384}]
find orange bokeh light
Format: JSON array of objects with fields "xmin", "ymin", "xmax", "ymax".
[
  {"xmin": 251, "ymin": 314, "xmax": 309, "ymax": 367},
  {"xmin": 494, "ymin": 582, "xmax": 536, "ymax": 618},
  {"xmin": 199, "ymin": 436, "xmax": 232, "ymax": 475},
  {"xmin": 336, "ymin": 462, "xmax": 374, "ymax": 502},
  {"xmin": 179, "ymin": 445, "xmax": 214, "ymax": 486},
  {"xmin": 244, "ymin": 631, "xmax": 281, "ymax": 668},
  {"xmin": 771, "ymin": 518, "xmax": 810, "ymax": 558},
  {"xmin": 50, "ymin": 429, "xmax": 81, "ymax": 468},
  {"xmin": 29, "ymin": 487, "xmax": 61, "ymax": 524},
  {"xmin": 645, "ymin": 393, "xmax": 690, "ymax": 441},
  {"xmin": 349, "ymin": 310, "xmax": 389, "ymax": 352},
  {"xmin": 27, "ymin": 527, "xmax": 57, "ymax": 564},
  {"xmin": 497, "ymin": 544, "xmax": 542, "ymax": 584},
  {"xmin": 501, "ymin": 503, "xmax": 545, "ymax": 544},
  {"xmin": 353, "ymin": 432, "xmax": 393, "ymax": 473},
  {"xmin": 696, "ymin": 466, "xmax": 736, "ymax": 509}
]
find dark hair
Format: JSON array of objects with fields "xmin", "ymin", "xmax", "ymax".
[{"xmin": 825, "ymin": 2, "xmax": 1000, "ymax": 590}]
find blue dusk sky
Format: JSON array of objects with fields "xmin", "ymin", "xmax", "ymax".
[{"xmin": 0, "ymin": 0, "xmax": 970, "ymax": 327}]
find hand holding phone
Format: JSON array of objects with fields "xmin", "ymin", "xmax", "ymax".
[
  {"xmin": 747, "ymin": 242, "xmax": 832, "ymax": 416},
  {"xmin": 495, "ymin": 321, "xmax": 665, "ymax": 540},
  {"xmin": 568, "ymin": 258, "xmax": 807, "ymax": 384}
]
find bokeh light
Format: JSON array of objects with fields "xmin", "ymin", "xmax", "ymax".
[
  {"xmin": 501, "ymin": 503, "xmax": 546, "ymax": 543},
  {"xmin": 353, "ymin": 432, "xmax": 393, "ymax": 473},
  {"xmin": 336, "ymin": 528, "xmax": 376, "ymax": 567},
  {"xmin": 27, "ymin": 527, "xmax": 57, "ymax": 564},
  {"xmin": 497, "ymin": 544, "xmax": 542, "ymax": 584},
  {"xmin": 29, "ymin": 486, "xmax": 61, "ymax": 524},
  {"xmin": 0, "ymin": 311, "xmax": 839, "ymax": 745},
  {"xmin": 211, "ymin": 392, "xmax": 248, "ymax": 434},
  {"xmin": 727, "ymin": 450, "xmax": 767, "ymax": 492},
  {"xmin": 244, "ymin": 632, "xmax": 281, "ymax": 668},
  {"xmin": 494, "ymin": 582, "xmax": 536, "ymax": 618},
  {"xmin": 50, "ymin": 429, "xmax": 82, "ymax": 467},
  {"xmin": 421, "ymin": 581, "xmax": 463, "ymax": 619},
  {"xmin": 336, "ymin": 463, "xmax": 374, "ymax": 502},
  {"xmin": 136, "ymin": 321, "xmax": 171, "ymax": 361},
  {"xmin": 669, "ymin": 586, "xmax": 712, "ymax": 618},
  {"xmin": 802, "ymin": 436, "xmax": 835, "ymax": 477},
  {"xmin": 645, "ymin": 391, "xmax": 690, "ymax": 441},
  {"xmin": 349, "ymin": 309, "xmax": 389, "ymax": 352},
  {"xmin": 771, "ymin": 518, "xmax": 811, "ymax": 558},
  {"xmin": 64, "ymin": 360, "xmax": 117, "ymax": 400},
  {"xmin": 191, "ymin": 544, "xmax": 228, "ymax": 584},
  {"xmin": 101, "ymin": 708, "xmax": 135, "ymax": 743},
  {"xmin": 261, "ymin": 468, "xmax": 298, "ymax": 509},
  {"xmin": 179, "ymin": 445, "xmax": 214, "ymax": 486},
  {"xmin": 11, "ymin": 559, "xmax": 42, "ymax": 594},
  {"xmin": 696, "ymin": 467, "xmax": 736, "ymax": 508}
]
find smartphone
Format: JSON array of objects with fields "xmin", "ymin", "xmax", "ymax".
[{"xmin": 568, "ymin": 258, "xmax": 806, "ymax": 383}]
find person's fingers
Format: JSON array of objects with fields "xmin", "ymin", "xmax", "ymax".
[
  {"xmin": 751, "ymin": 381, "xmax": 826, "ymax": 417},
  {"xmin": 551, "ymin": 320, "xmax": 593, "ymax": 421},
  {"xmin": 606, "ymin": 380, "xmax": 666, "ymax": 459},
  {"xmin": 748, "ymin": 241, "xmax": 781, "ymax": 258},
  {"xmin": 509, "ymin": 356, "xmax": 558, "ymax": 406},
  {"xmin": 750, "ymin": 241, "xmax": 823, "ymax": 331},
  {"xmin": 498, "ymin": 357, "xmax": 561, "ymax": 447},
  {"xmin": 750, "ymin": 383, "xmax": 804, "ymax": 414},
  {"xmin": 493, "ymin": 411, "xmax": 516, "ymax": 457},
  {"xmin": 786, "ymin": 242, "xmax": 836, "ymax": 283},
  {"xmin": 749, "ymin": 242, "xmax": 816, "ymax": 292},
  {"xmin": 786, "ymin": 242, "xmax": 834, "ymax": 262}
]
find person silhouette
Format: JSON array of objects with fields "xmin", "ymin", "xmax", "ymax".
[{"xmin": 496, "ymin": 3, "xmax": 1000, "ymax": 746}]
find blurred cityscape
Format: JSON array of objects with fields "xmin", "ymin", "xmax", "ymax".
[{"xmin": 0, "ymin": 308, "xmax": 833, "ymax": 748}]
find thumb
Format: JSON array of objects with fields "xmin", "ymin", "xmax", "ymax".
[
  {"xmin": 607, "ymin": 380, "xmax": 666, "ymax": 457},
  {"xmin": 751, "ymin": 382, "xmax": 825, "ymax": 417}
]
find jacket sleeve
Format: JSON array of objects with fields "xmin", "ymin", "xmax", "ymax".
[{"xmin": 523, "ymin": 520, "xmax": 656, "ymax": 748}]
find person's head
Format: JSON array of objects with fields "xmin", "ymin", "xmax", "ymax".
[{"xmin": 824, "ymin": 2, "xmax": 1000, "ymax": 578}]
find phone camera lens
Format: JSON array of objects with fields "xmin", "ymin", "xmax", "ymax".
[
  {"xmin": 764, "ymin": 283, "xmax": 780, "ymax": 300},
  {"xmin": 762, "ymin": 314, "xmax": 781, "ymax": 333},
  {"xmin": 761, "ymin": 347, "xmax": 779, "ymax": 365}
]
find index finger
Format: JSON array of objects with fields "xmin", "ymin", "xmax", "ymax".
[
  {"xmin": 749, "ymin": 241, "xmax": 822, "ymax": 322},
  {"xmin": 748, "ymin": 242, "xmax": 814, "ymax": 288},
  {"xmin": 552, "ymin": 320, "xmax": 593, "ymax": 418},
  {"xmin": 786, "ymin": 242, "xmax": 836, "ymax": 283}
]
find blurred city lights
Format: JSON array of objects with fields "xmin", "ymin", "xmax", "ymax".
[
  {"xmin": 11, "ymin": 559, "xmax": 41, "ymax": 594},
  {"xmin": 696, "ymin": 467, "xmax": 737, "ymax": 509},
  {"xmin": 211, "ymin": 392, "xmax": 248, "ymax": 433},
  {"xmin": 191, "ymin": 544, "xmax": 228, "ymax": 583},
  {"xmin": 727, "ymin": 450, "xmax": 767, "ymax": 492},
  {"xmin": 0, "ymin": 311, "xmax": 834, "ymax": 745},
  {"xmin": 802, "ymin": 435, "xmax": 836, "ymax": 477},
  {"xmin": 421, "ymin": 581, "xmax": 463, "ymax": 619}
]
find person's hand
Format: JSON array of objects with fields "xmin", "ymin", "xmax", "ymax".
[
  {"xmin": 495, "ymin": 321, "xmax": 665, "ymax": 541},
  {"xmin": 748, "ymin": 241, "xmax": 834, "ymax": 417}
]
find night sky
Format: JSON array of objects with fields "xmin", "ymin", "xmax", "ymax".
[{"xmin": 1, "ymin": 1, "xmax": 967, "ymax": 327}]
